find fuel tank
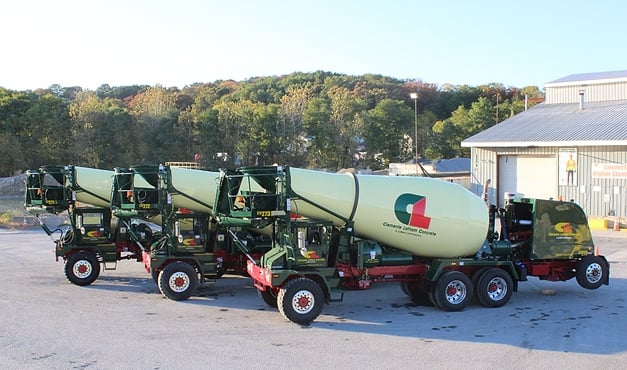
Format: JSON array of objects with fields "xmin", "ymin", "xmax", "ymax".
[{"xmin": 287, "ymin": 168, "xmax": 489, "ymax": 258}]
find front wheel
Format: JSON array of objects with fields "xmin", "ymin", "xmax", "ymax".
[
  {"xmin": 277, "ymin": 278, "xmax": 324, "ymax": 325},
  {"xmin": 151, "ymin": 268, "xmax": 160, "ymax": 284},
  {"xmin": 475, "ymin": 268, "xmax": 513, "ymax": 308},
  {"xmin": 433, "ymin": 271, "xmax": 473, "ymax": 311},
  {"xmin": 65, "ymin": 251, "xmax": 100, "ymax": 286},
  {"xmin": 576, "ymin": 256, "xmax": 608, "ymax": 290},
  {"xmin": 158, "ymin": 262, "xmax": 198, "ymax": 301}
]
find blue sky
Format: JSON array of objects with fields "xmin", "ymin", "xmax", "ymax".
[{"xmin": 1, "ymin": 0, "xmax": 625, "ymax": 91}]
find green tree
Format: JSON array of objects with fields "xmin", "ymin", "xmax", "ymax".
[
  {"xmin": 127, "ymin": 85, "xmax": 180, "ymax": 164},
  {"xmin": 23, "ymin": 93, "xmax": 72, "ymax": 167},
  {"xmin": 429, "ymin": 119, "xmax": 466, "ymax": 159},
  {"xmin": 69, "ymin": 91, "xmax": 138, "ymax": 168},
  {"xmin": 0, "ymin": 89, "xmax": 31, "ymax": 175},
  {"xmin": 302, "ymin": 97, "xmax": 333, "ymax": 169},
  {"xmin": 430, "ymin": 97, "xmax": 496, "ymax": 158},
  {"xmin": 0, "ymin": 132, "xmax": 26, "ymax": 175},
  {"xmin": 364, "ymin": 99, "xmax": 414, "ymax": 169},
  {"xmin": 327, "ymin": 86, "xmax": 366, "ymax": 169}
]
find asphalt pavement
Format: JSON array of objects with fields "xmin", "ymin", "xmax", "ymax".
[{"xmin": 0, "ymin": 228, "xmax": 625, "ymax": 369}]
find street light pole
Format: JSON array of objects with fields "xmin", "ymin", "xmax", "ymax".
[{"xmin": 409, "ymin": 92, "xmax": 419, "ymax": 175}]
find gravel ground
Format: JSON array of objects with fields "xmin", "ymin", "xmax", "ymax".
[{"xmin": 1, "ymin": 228, "xmax": 625, "ymax": 369}]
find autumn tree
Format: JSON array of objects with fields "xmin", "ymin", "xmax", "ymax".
[
  {"xmin": 69, "ymin": 91, "xmax": 138, "ymax": 168},
  {"xmin": 126, "ymin": 85, "xmax": 181, "ymax": 164},
  {"xmin": 278, "ymin": 86, "xmax": 311, "ymax": 166}
]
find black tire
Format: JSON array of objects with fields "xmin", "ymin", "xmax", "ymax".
[
  {"xmin": 277, "ymin": 278, "xmax": 324, "ymax": 325},
  {"xmin": 427, "ymin": 284, "xmax": 438, "ymax": 307},
  {"xmin": 158, "ymin": 262, "xmax": 198, "ymax": 301},
  {"xmin": 470, "ymin": 267, "xmax": 490, "ymax": 300},
  {"xmin": 433, "ymin": 271, "xmax": 473, "ymax": 311},
  {"xmin": 475, "ymin": 268, "xmax": 513, "ymax": 308},
  {"xmin": 401, "ymin": 281, "xmax": 433, "ymax": 306},
  {"xmin": 400, "ymin": 281, "xmax": 410, "ymax": 296},
  {"xmin": 576, "ymin": 256, "xmax": 608, "ymax": 290},
  {"xmin": 65, "ymin": 251, "xmax": 100, "ymax": 286},
  {"xmin": 259, "ymin": 287, "xmax": 279, "ymax": 308},
  {"xmin": 151, "ymin": 268, "xmax": 160, "ymax": 284}
]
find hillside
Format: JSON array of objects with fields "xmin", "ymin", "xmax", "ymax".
[{"xmin": 0, "ymin": 174, "xmax": 25, "ymax": 197}]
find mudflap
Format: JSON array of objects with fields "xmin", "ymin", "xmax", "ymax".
[{"xmin": 142, "ymin": 251, "xmax": 151, "ymax": 273}]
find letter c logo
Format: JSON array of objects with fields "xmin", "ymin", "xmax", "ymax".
[{"xmin": 394, "ymin": 194, "xmax": 431, "ymax": 229}]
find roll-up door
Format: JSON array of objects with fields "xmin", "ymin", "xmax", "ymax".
[{"xmin": 498, "ymin": 155, "xmax": 557, "ymax": 207}]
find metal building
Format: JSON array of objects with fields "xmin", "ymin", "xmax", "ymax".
[{"xmin": 462, "ymin": 70, "xmax": 627, "ymax": 219}]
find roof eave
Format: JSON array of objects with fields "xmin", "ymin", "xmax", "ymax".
[
  {"xmin": 544, "ymin": 76, "xmax": 627, "ymax": 88},
  {"xmin": 461, "ymin": 140, "xmax": 627, "ymax": 148}
]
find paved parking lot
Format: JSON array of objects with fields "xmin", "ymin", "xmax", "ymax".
[{"xmin": 1, "ymin": 229, "xmax": 625, "ymax": 369}]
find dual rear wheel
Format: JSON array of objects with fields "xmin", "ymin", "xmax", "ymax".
[{"xmin": 401, "ymin": 268, "xmax": 513, "ymax": 311}]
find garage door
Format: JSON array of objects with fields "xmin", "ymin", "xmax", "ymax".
[{"xmin": 498, "ymin": 155, "xmax": 557, "ymax": 207}]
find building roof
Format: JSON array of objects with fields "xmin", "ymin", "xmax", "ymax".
[
  {"xmin": 461, "ymin": 100, "xmax": 627, "ymax": 147},
  {"xmin": 545, "ymin": 70, "xmax": 627, "ymax": 87},
  {"xmin": 430, "ymin": 158, "xmax": 470, "ymax": 172}
]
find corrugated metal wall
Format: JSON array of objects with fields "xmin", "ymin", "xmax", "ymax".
[
  {"xmin": 470, "ymin": 147, "xmax": 498, "ymax": 203},
  {"xmin": 470, "ymin": 146, "xmax": 627, "ymax": 217},
  {"xmin": 545, "ymin": 82, "xmax": 627, "ymax": 104},
  {"xmin": 559, "ymin": 146, "xmax": 627, "ymax": 217}
]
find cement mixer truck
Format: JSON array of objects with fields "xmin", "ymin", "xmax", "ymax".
[
  {"xmin": 212, "ymin": 165, "xmax": 610, "ymax": 325},
  {"xmin": 25, "ymin": 165, "xmax": 157, "ymax": 286},
  {"xmin": 110, "ymin": 164, "xmax": 270, "ymax": 300}
]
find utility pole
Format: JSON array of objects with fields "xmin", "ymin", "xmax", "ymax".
[{"xmin": 409, "ymin": 92, "xmax": 418, "ymax": 175}]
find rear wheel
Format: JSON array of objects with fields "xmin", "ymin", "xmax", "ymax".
[
  {"xmin": 400, "ymin": 281, "xmax": 432, "ymax": 306},
  {"xmin": 475, "ymin": 268, "xmax": 513, "ymax": 308},
  {"xmin": 65, "ymin": 251, "xmax": 100, "ymax": 286},
  {"xmin": 576, "ymin": 256, "xmax": 608, "ymax": 290},
  {"xmin": 259, "ymin": 287, "xmax": 279, "ymax": 308},
  {"xmin": 277, "ymin": 278, "xmax": 324, "ymax": 325},
  {"xmin": 433, "ymin": 271, "xmax": 472, "ymax": 311},
  {"xmin": 158, "ymin": 262, "xmax": 198, "ymax": 301}
]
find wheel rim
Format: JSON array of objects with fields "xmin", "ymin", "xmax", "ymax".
[
  {"xmin": 168, "ymin": 271, "xmax": 191, "ymax": 293},
  {"xmin": 445, "ymin": 280, "xmax": 467, "ymax": 304},
  {"xmin": 291, "ymin": 289, "xmax": 315, "ymax": 314},
  {"xmin": 72, "ymin": 260, "xmax": 92, "ymax": 279},
  {"xmin": 485, "ymin": 277, "xmax": 507, "ymax": 301},
  {"xmin": 585, "ymin": 262, "xmax": 603, "ymax": 284}
]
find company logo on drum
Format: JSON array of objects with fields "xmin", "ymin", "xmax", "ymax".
[{"xmin": 394, "ymin": 193, "xmax": 432, "ymax": 229}]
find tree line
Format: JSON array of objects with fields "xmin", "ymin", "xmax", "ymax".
[{"xmin": 0, "ymin": 71, "xmax": 543, "ymax": 176}]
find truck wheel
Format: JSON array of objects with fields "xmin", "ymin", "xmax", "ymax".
[
  {"xmin": 576, "ymin": 256, "xmax": 608, "ymax": 290},
  {"xmin": 259, "ymin": 287, "xmax": 279, "ymax": 308},
  {"xmin": 400, "ymin": 282, "xmax": 410, "ymax": 296},
  {"xmin": 475, "ymin": 268, "xmax": 513, "ymax": 308},
  {"xmin": 158, "ymin": 262, "xmax": 198, "ymax": 301},
  {"xmin": 65, "ymin": 251, "xmax": 100, "ymax": 286},
  {"xmin": 401, "ymin": 282, "xmax": 432, "ymax": 306},
  {"xmin": 151, "ymin": 268, "xmax": 160, "ymax": 283},
  {"xmin": 277, "ymin": 278, "xmax": 324, "ymax": 325},
  {"xmin": 433, "ymin": 271, "xmax": 472, "ymax": 311},
  {"xmin": 427, "ymin": 285, "xmax": 438, "ymax": 307}
]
